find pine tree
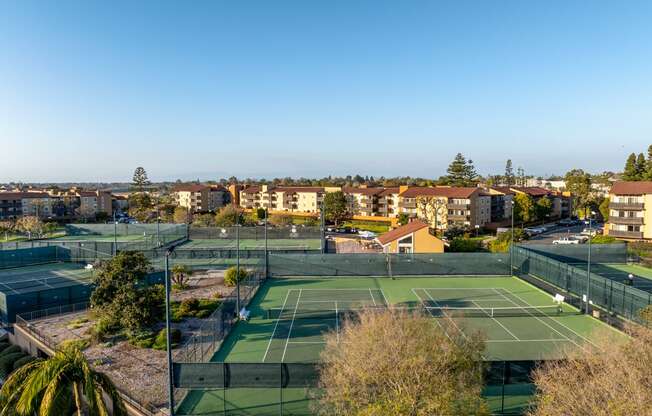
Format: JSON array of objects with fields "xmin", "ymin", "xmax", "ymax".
[
  {"xmin": 504, "ymin": 159, "xmax": 515, "ymax": 186},
  {"xmin": 622, "ymin": 153, "xmax": 638, "ymax": 180},
  {"xmin": 132, "ymin": 167, "xmax": 150, "ymax": 192},
  {"xmin": 446, "ymin": 153, "xmax": 470, "ymax": 186},
  {"xmin": 636, "ymin": 153, "xmax": 646, "ymax": 180},
  {"xmin": 463, "ymin": 158, "xmax": 479, "ymax": 185},
  {"xmin": 646, "ymin": 145, "xmax": 652, "ymax": 180}
]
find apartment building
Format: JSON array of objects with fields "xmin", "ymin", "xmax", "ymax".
[
  {"xmin": 342, "ymin": 187, "xmax": 384, "ymax": 217},
  {"xmin": 19, "ymin": 192, "xmax": 53, "ymax": 218},
  {"xmin": 507, "ymin": 187, "xmax": 570, "ymax": 219},
  {"xmin": 484, "ymin": 187, "xmax": 514, "ymax": 222},
  {"xmin": 173, "ymin": 184, "xmax": 228, "ymax": 213},
  {"xmin": 377, "ymin": 187, "xmax": 400, "ymax": 218},
  {"xmin": 0, "ymin": 193, "xmax": 23, "ymax": 220},
  {"xmin": 240, "ymin": 185, "xmax": 332, "ymax": 213},
  {"xmin": 77, "ymin": 190, "xmax": 113, "ymax": 218},
  {"xmin": 606, "ymin": 181, "xmax": 651, "ymax": 240},
  {"xmin": 398, "ymin": 187, "xmax": 492, "ymax": 230}
]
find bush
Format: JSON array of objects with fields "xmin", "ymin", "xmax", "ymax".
[
  {"xmin": 13, "ymin": 355, "xmax": 37, "ymax": 371},
  {"xmin": 224, "ymin": 267, "xmax": 250, "ymax": 287},
  {"xmin": 0, "ymin": 352, "xmax": 26, "ymax": 379},
  {"xmin": 269, "ymin": 214, "xmax": 293, "ymax": 226},
  {"xmin": 152, "ymin": 328, "xmax": 182, "ymax": 351},
  {"xmin": 0, "ymin": 342, "xmax": 10, "ymax": 354},
  {"xmin": 58, "ymin": 338, "xmax": 90, "ymax": 351},
  {"xmin": 591, "ymin": 235, "xmax": 617, "ymax": 244},
  {"xmin": 449, "ymin": 238, "xmax": 482, "ymax": 252},
  {"xmin": 126, "ymin": 329, "xmax": 156, "ymax": 349},
  {"xmin": 172, "ymin": 298, "xmax": 221, "ymax": 321}
]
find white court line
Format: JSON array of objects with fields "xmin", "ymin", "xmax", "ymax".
[
  {"xmin": 470, "ymin": 300, "xmax": 520, "ymax": 341},
  {"xmin": 287, "ymin": 341, "xmax": 327, "ymax": 344},
  {"xmin": 497, "ymin": 287, "xmax": 598, "ymax": 348},
  {"xmin": 379, "ymin": 289, "xmax": 390, "ymax": 306},
  {"xmin": 413, "ymin": 287, "xmax": 502, "ymax": 290},
  {"xmin": 369, "ymin": 289, "xmax": 377, "ymax": 307},
  {"xmin": 422, "ymin": 290, "xmax": 468, "ymax": 339},
  {"xmin": 262, "ymin": 290, "xmax": 292, "ymax": 362},
  {"xmin": 410, "ymin": 288, "xmax": 453, "ymax": 340},
  {"xmin": 294, "ymin": 288, "xmax": 385, "ymax": 291},
  {"xmin": 335, "ymin": 301, "xmax": 339, "ymax": 343},
  {"xmin": 491, "ymin": 288, "xmax": 581, "ymax": 348},
  {"xmin": 281, "ymin": 289, "xmax": 302, "ymax": 363}
]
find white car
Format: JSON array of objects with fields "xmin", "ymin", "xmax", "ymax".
[
  {"xmin": 580, "ymin": 228, "xmax": 598, "ymax": 237},
  {"xmin": 552, "ymin": 237, "xmax": 580, "ymax": 245},
  {"xmin": 572, "ymin": 234, "xmax": 590, "ymax": 243}
]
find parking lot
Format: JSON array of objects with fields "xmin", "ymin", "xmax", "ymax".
[{"xmin": 521, "ymin": 221, "xmax": 602, "ymax": 245}]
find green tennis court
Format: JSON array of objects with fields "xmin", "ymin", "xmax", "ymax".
[
  {"xmin": 215, "ymin": 276, "xmax": 618, "ymax": 363},
  {"xmin": 0, "ymin": 262, "xmax": 94, "ymax": 294},
  {"xmin": 48, "ymin": 234, "xmax": 152, "ymax": 242},
  {"xmin": 180, "ymin": 238, "xmax": 321, "ymax": 250},
  {"xmin": 569, "ymin": 262, "xmax": 652, "ymax": 291}
]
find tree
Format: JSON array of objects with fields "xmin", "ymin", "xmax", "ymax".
[
  {"xmin": 224, "ymin": 266, "xmax": 250, "ymax": 286},
  {"xmin": 192, "ymin": 213, "xmax": 215, "ymax": 227},
  {"xmin": 397, "ymin": 213, "xmax": 410, "ymax": 226},
  {"xmin": 323, "ymin": 191, "xmax": 349, "ymax": 225},
  {"xmin": 534, "ymin": 197, "xmax": 553, "ymax": 221},
  {"xmin": 598, "ymin": 197, "xmax": 610, "ymax": 221},
  {"xmin": 132, "ymin": 167, "xmax": 150, "ymax": 192},
  {"xmin": 0, "ymin": 345, "xmax": 127, "ymax": 416},
  {"xmin": 528, "ymin": 326, "xmax": 652, "ymax": 416},
  {"xmin": 564, "ymin": 169, "xmax": 593, "ymax": 216},
  {"xmin": 90, "ymin": 252, "xmax": 163, "ymax": 332},
  {"xmin": 15, "ymin": 216, "xmax": 44, "ymax": 239},
  {"xmin": 173, "ymin": 206, "xmax": 189, "ymax": 224},
  {"xmin": 214, "ymin": 205, "xmax": 241, "ymax": 227},
  {"xmin": 171, "ymin": 264, "xmax": 192, "ymax": 289},
  {"xmin": 269, "ymin": 213, "xmax": 293, "ymax": 226},
  {"xmin": 513, "ymin": 193, "xmax": 534, "ymax": 226},
  {"xmin": 127, "ymin": 192, "xmax": 153, "ymax": 222},
  {"xmin": 0, "ymin": 221, "xmax": 14, "ymax": 241},
  {"xmin": 636, "ymin": 153, "xmax": 646, "ymax": 179},
  {"xmin": 517, "ymin": 167, "xmax": 526, "ymax": 186},
  {"xmin": 623, "ymin": 153, "xmax": 639, "ymax": 180},
  {"xmin": 504, "ymin": 160, "xmax": 515, "ymax": 186},
  {"xmin": 444, "ymin": 153, "xmax": 478, "ymax": 187},
  {"xmin": 316, "ymin": 309, "xmax": 488, "ymax": 416}
]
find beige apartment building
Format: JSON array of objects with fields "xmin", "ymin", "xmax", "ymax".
[
  {"xmin": 77, "ymin": 190, "xmax": 112, "ymax": 218},
  {"xmin": 240, "ymin": 185, "xmax": 337, "ymax": 213},
  {"xmin": 398, "ymin": 187, "xmax": 492, "ymax": 230},
  {"xmin": 606, "ymin": 181, "xmax": 651, "ymax": 240},
  {"xmin": 173, "ymin": 184, "xmax": 228, "ymax": 213},
  {"xmin": 342, "ymin": 187, "xmax": 384, "ymax": 217}
]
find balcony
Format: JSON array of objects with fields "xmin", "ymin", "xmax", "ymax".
[
  {"xmin": 609, "ymin": 216, "xmax": 644, "ymax": 225},
  {"xmin": 447, "ymin": 203, "xmax": 471, "ymax": 210},
  {"xmin": 610, "ymin": 202, "xmax": 644, "ymax": 210},
  {"xmin": 448, "ymin": 214, "xmax": 470, "ymax": 221},
  {"xmin": 609, "ymin": 230, "xmax": 644, "ymax": 239},
  {"xmin": 400, "ymin": 201, "xmax": 416, "ymax": 209}
]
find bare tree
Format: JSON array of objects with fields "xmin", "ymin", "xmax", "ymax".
[
  {"xmin": 416, "ymin": 196, "xmax": 447, "ymax": 231},
  {"xmin": 528, "ymin": 325, "xmax": 652, "ymax": 416},
  {"xmin": 316, "ymin": 309, "xmax": 489, "ymax": 416}
]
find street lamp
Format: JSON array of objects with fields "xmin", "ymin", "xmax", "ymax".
[
  {"xmin": 585, "ymin": 211, "xmax": 596, "ymax": 315},
  {"xmin": 474, "ymin": 224, "xmax": 480, "ymax": 238},
  {"xmin": 164, "ymin": 246, "xmax": 176, "ymax": 415},
  {"xmin": 510, "ymin": 200, "xmax": 515, "ymax": 276}
]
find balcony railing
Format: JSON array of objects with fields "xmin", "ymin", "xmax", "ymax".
[
  {"xmin": 400, "ymin": 201, "xmax": 416, "ymax": 209},
  {"xmin": 609, "ymin": 216, "xmax": 644, "ymax": 225},
  {"xmin": 609, "ymin": 230, "xmax": 644, "ymax": 239},
  {"xmin": 448, "ymin": 214, "xmax": 471, "ymax": 221},
  {"xmin": 610, "ymin": 202, "xmax": 644, "ymax": 210},
  {"xmin": 447, "ymin": 203, "xmax": 471, "ymax": 210}
]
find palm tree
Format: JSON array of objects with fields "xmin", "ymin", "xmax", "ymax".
[{"xmin": 0, "ymin": 345, "xmax": 127, "ymax": 416}]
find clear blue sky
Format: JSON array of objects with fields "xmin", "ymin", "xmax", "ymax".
[{"xmin": 1, "ymin": 1, "xmax": 651, "ymax": 182}]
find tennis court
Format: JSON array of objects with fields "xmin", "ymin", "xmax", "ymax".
[
  {"xmin": 180, "ymin": 238, "xmax": 321, "ymax": 251},
  {"xmin": 0, "ymin": 262, "xmax": 94, "ymax": 294},
  {"xmin": 213, "ymin": 275, "xmax": 620, "ymax": 364},
  {"xmin": 570, "ymin": 262, "xmax": 652, "ymax": 291},
  {"xmin": 49, "ymin": 234, "xmax": 147, "ymax": 242}
]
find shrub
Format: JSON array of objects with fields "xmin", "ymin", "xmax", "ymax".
[
  {"xmin": 269, "ymin": 214, "xmax": 293, "ymax": 226},
  {"xmin": 591, "ymin": 235, "xmax": 617, "ymax": 244},
  {"xmin": 0, "ymin": 352, "xmax": 26, "ymax": 379},
  {"xmin": 152, "ymin": 328, "xmax": 182, "ymax": 351},
  {"xmin": 224, "ymin": 267, "xmax": 250, "ymax": 287},
  {"xmin": 58, "ymin": 339, "xmax": 90, "ymax": 351},
  {"xmin": 126, "ymin": 329, "xmax": 155, "ymax": 349},
  {"xmin": 172, "ymin": 298, "xmax": 220, "ymax": 320},
  {"xmin": 0, "ymin": 342, "xmax": 10, "ymax": 354},
  {"xmin": 449, "ymin": 238, "xmax": 482, "ymax": 252}
]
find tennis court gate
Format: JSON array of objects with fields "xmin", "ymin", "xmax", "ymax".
[{"xmin": 172, "ymin": 360, "xmax": 541, "ymax": 415}]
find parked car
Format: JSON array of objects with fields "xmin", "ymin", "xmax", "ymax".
[
  {"xmin": 580, "ymin": 228, "xmax": 598, "ymax": 237},
  {"xmin": 552, "ymin": 237, "xmax": 581, "ymax": 245},
  {"xmin": 557, "ymin": 218, "xmax": 574, "ymax": 227},
  {"xmin": 571, "ymin": 234, "xmax": 590, "ymax": 243}
]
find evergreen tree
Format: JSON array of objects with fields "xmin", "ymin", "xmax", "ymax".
[
  {"xmin": 636, "ymin": 153, "xmax": 647, "ymax": 180},
  {"xmin": 646, "ymin": 145, "xmax": 652, "ymax": 180},
  {"xmin": 132, "ymin": 166, "xmax": 151, "ymax": 191},
  {"xmin": 446, "ymin": 153, "xmax": 477, "ymax": 187},
  {"xmin": 504, "ymin": 159, "xmax": 515, "ymax": 186},
  {"xmin": 623, "ymin": 153, "xmax": 639, "ymax": 180}
]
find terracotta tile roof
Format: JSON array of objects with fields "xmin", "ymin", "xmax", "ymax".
[
  {"xmin": 377, "ymin": 220, "xmax": 430, "ymax": 246},
  {"xmin": 0, "ymin": 192, "xmax": 50, "ymax": 199},
  {"xmin": 611, "ymin": 181, "xmax": 652, "ymax": 195},
  {"xmin": 510, "ymin": 187, "xmax": 551, "ymax": 197},
  {"xmin": 490, "ymin": 187, "xmax": 516, "ymax": 195},
  {"xmin": 399, "ymin": 187, "xmax": 480, "ymax": 199},
  {"xmin": 378, "ymin": 187, "xmax": 400, "ymax": 196},
  {"xmin": 274, "ymin": 187, "xmax": 324, "ymax": 193},
  {"xmin": 241, "ymin": 186, "xmax": 261, "ymax": 194},
  {"xmin": 342, "ymin": 187, "xmax": 384, "ymax": 196},
  {"xmin": 174, "ymin": 184, "xmax": 209, "ymax": 193}
]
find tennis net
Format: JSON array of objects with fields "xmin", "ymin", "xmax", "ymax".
[{"xmin": 423, "ymin": 305, "xmax": 566, "ymax": 318}]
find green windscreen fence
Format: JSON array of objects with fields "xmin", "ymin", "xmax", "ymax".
[
  {"xmin": 173, "ymin": 361, "xmax": 539, "ymax": 416},
  {"xmin": 189, "ymin": 226, "xmax": 322, "ymax": 241},
  {"xmin": 268, "ymin": 253, "xmax": 510, "ymax": 277},
  {"xmin": 0, "ymin": 246, "xmax": 64, "ymax": 269},
  {"xmin": 65, "ymin": 223, "xmax": 188, "ymax": 237},
  {"xmin": 513, "ymin": 246, "xmax": 652, "ymax": 324},
  {"xmin": 517, "ymin": 243, "xmax": 628, "ymax": 264}
]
